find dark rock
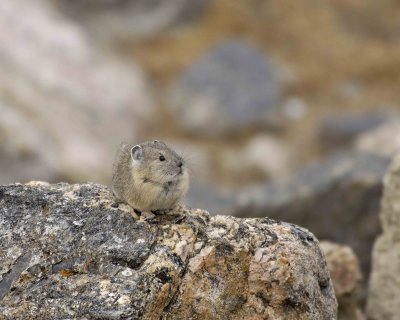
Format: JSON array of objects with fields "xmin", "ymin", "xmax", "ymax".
[
  {"xmin": 168, "ymin": 40, "xmax": 285, "ymax": 136},
  {"xmin": 235, "ymin": 151, "xmax": 390, "ymax": 281},
  {"xmin": 0, "ymin": 182, "xmax": 337, "ymax": 319}
]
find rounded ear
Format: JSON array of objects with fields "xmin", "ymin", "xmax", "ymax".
[{"xmin": 131, "ymin": 145, "xmax": 143, "ymax": 161}]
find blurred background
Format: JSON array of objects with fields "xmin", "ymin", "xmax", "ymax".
[{"xmin": 1, "ymin": 0, "xmax": 400, "ymax": 313}]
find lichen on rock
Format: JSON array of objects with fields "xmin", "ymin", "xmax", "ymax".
[{"xmin": 0, "ymin": 182, "xmax": 337, "ymax": 319}]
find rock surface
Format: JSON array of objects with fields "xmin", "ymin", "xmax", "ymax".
[
  {"xmin": 168, "ymin": 40, "xmax": 284, "ymax": 136},
  {"xmin": 367, "ymin": 153, "xmax": 400, "ymax": 320},
  {"xmin": 0, "ymin": 182, "xmax": 337, "ymax": 319},
  {"xmin": 320, "ymin": 242, "xmax": 364, "ymax": 320},
  {"xmin": 0, "ymin": 0, "xmax": 153, "ymax": 184},
  {"xmin": 235, "ymin": 151, "xmax": 390, "ymax": 279}
]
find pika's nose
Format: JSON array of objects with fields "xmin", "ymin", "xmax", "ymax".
[{"xmin": 178, "ymin": 161, "xmax": 183, "ymax": 168}]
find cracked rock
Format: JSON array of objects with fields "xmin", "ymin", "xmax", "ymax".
[{"xmin": 0, "ymin": 182, "xmax": 337, "ymax": 319}]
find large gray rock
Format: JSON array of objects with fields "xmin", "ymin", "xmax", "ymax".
[
  {"xmin": 0, "ymin": 182, "xmax": 337, "ymax": 319},
  {"xmin": 235, "ymin": 151, "xmax": 390, "ymax": 279},
  {"xmin": 367, "ymin": 153, "xmax": 400, "ymax": 319},
  {"xmin": 168, "ymin": 40, "xmax": 285, "ymax": 136},
  {"xmin": 55, "ymin": 0, "xmax": 209, "ymax": 40},
  {"xmin": 0, "ymin": 0, "xmax": 153, "ymax": 184}
]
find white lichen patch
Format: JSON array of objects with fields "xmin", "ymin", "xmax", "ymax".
[
  {"xmin": 72, "ymin": 219, "xmax": 84, "ymax": 226},
  {"xmin": 117, "ymin": 295, "xmax": 131, "ymax": 305},
  {"xmin": 26, "ymin": 181, "xmax": 50, "ymax": 187},
  {"xmin": 121, "ymin": 268, "xmax": 133, "ymax": 277}
]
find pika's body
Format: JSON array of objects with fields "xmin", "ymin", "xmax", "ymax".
[{"xmin": 112, "ymin": 140, "xmax": 189, "ymax": 212}]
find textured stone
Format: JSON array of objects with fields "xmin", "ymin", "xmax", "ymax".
[
  {"xmin": 320, "ymin": 242, "xmax": 364, "ymax": 320},
  {"xmin": 168, "ymin": 40, "xmax": 284, "ymax": 136},
  {"xmin": 367, "ymin": 153, "xmax": 400, "ymax": 320},
  {"xmin": 0, "ymin": 0, "xmax": 153, "ymax": 184},
  {"xmin": 235, "ymin": 151, "xmax": 390, "ymax": 280},
  {"xmin": 0, "ymin": 182, "xmax": 337, "ymax": 319}
]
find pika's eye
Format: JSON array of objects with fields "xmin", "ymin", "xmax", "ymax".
[{"xmin": 159, "ymin": 155, "xmax": 165, "ymax": 161}]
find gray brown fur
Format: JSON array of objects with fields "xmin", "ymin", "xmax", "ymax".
[{"xmin": 112, "ymin": 140, "xmax": 189, "ymax": 211}]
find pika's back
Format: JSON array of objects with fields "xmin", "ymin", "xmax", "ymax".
[{"xmin": 112, "ymin": 140, "xmax": 189, "ymax": 211}]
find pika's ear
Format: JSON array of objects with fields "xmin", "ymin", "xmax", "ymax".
[
  {"xmin": 153, "ymin": 140, "xmax": 166, "ymax": 146},
  {"xmin": 131, "ymin": 145, "xmax": 143, "ymax": 162}
]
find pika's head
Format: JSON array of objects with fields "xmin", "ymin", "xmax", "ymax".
[{"xmin": 130, "ymin": 140, "xmax": 188, "ymax": 186}]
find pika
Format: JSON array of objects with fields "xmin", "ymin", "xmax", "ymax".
[{"xmin": 112, "ymin": 140, "xmax": 189, "ymax": 213}]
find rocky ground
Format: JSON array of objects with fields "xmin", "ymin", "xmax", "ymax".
[{"xmin": 0, "ymin": 182, "xmax": 337, "ymax": 319}]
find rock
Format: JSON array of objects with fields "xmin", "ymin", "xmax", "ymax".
[
  {"xmin": 318, "ymin": 112, "xmax": 391, "ymax": 153},
  {"xmin": 235, "ymin": 151, "xmax": 390, "ymax": 281},
  {"xmin": 220, "ymin": 134, "xmax": 293, "ymax": 182},
  {"xmin": 0, "ymin": 0, "xmax": 153, "ymax": 184},
  {"xmin": 320, "ymin": 242, "xmax": 364, "ymax": 320},
  {"xmin": 55, "ymin": 0, "xmax": 209, "ymax": 41},
  {"xmin": 355, "ymin": 119, "xmax": 400, "ymax": 157},
  {"xmin": 0, "ymin": 182, "xmax": 337, "ymax": 319},
  {"xmin": 367, "ymin": 153, "xmax": 400, "ymax": 320},
  {"xmin": 168, "ymin": 40, "xmax": 285, "ymax": 136}
]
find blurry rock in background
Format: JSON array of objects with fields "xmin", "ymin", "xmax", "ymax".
[
  {"xmin": 0, "ymin": 103, "xmax": 57, "ymax": 183},
  {"xmin": 168, "ymin": 40, "xmax": 285, "ymax": 136},
  {"xmin": 185, "ymin": 182, "xmax": 235, "ymax": 216},
  {"xmin": 355, "ymin": 119, "xmax": 400, "ymax": 158},
  {"xmin": 218, "ymin": 134, "xmax": 293, "ymax": 183},
  {"xmin": 181, "ymin": 134, "xmax": 293, "ymax": 214},
  {"xmin": 367, "ymin": 153, "xmax": 400, "ymax": 320},
  {"xmin": 235, "ymin": 151, "xmax": 390, "ymax": 282},
  {"xmin": 320, "ymin": 241, "xmax": 364, "ymax": 320},
  {"xmin": 318, "ymin": 112, "xmax": 392, "ymax": 154},
  {"xmin": 0, "ymin": 0, "xmax": 153, "ymax": 184},
  {"xmin": 55, "ymin": 0, "xmax": 209, "ymax": 41}
]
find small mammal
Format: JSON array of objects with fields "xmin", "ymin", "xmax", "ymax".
[{"xmin": 112, "ymin": 140, "xmax": 189, "ymax": 212}]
